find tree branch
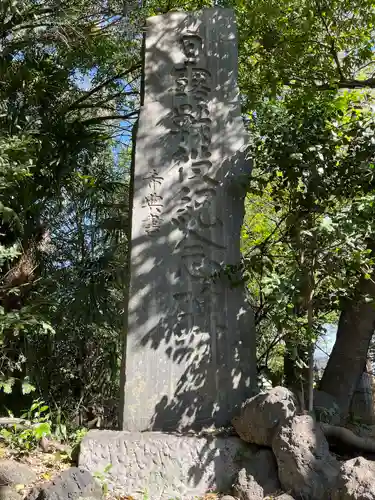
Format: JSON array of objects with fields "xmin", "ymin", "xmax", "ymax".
[
  {"xmin": 257, "ymin": 330, "xmax": 286, "ymax": 364},
  {"xmin": 79, "ymin": 111, "xmax": 139, "ymax": 126},
  {"xmin": 72, "ymin": 90, "xmax": 139, "ymax": 111},
  {"xmin": 12, "ymin": 22, "xmax": 56, "ymax": 32},
  {"xmin": 315, "ymin": 0, "xmax": 345, "ymax": 81},
  {"xmin": 317, "ymin": 77, "xmax": 375, "ymax": 90},
  {"xmin": 2, "ymin": 7, "xmax": 54, "ymax": 33},
  {"xmin": 68, "ymin": 64, "xmax": 141, "ymax": 111}
]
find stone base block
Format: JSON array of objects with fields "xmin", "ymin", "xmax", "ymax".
[{"xmin": 79, "ymin": 430, "xmax": 255, "ymax": 499}]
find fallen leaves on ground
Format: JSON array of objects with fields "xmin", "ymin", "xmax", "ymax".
[{"xmin": 0, "ymin": 443, "xmax": 71, "ymax": 498}]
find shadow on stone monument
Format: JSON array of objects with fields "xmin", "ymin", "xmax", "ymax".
[
  {"xmin": 80, "ymin": 8, "xmax": 258, "ymax": 499},
  {"xmin": 122, "ymin": 6, "xmax": 257, "ymax": 434}
]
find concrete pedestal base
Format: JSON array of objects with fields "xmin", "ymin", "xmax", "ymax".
[{"xmin": 79, "ymin": 430, "xmax": 255, "ymax": 499}]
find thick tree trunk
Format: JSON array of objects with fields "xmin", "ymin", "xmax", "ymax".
[{"xmin": 319, "ymin": 277, "xmax": 375, "ymax": 419}]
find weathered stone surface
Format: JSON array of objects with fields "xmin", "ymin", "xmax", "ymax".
[
  {"xmin": 272, "ymin": 415, "xmax": 340, "ymax": 500},
  {"xmin": 79, "ymin": 430, "xmax": 256, "ymax": 500},
  {"xmin": 0, "ymin": 459, "xmax": 36, "ymax": 487},
  {"xmin": 0, "ymin": 485, "xmax": 22, "ymax": 500},
  {"xmin": 332, "ymin": 456, "xmax": 375, "ymax": 500},
  {"xmin": 232, "ymin": 387, "xmax": 298, "ymax": 446},
  {"xmin": 0, "ymin": 460, "xmax": 36, "ymax": 500},
  {"xmin": 233, "ymin": 448, "xmax": 281, "ymax": 500},
  {"xmin": 25, "ymin": 467, "xmax": 102, "ymax": 500},
  {"xmin": 350, "ymin": 371, "xmax": 375, "ymax": 425},
  {"xmin": 120, "ymin": 7, "xmax": 257, "ymax": 432},
  {"xmin": 273, "ymin": 494, "xmax": 295, "ymax": 500},
  {"xmin": 234, "ymin": 471, "xmax": 263, "ymax": 500}
]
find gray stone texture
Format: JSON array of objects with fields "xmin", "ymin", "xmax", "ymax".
[
  {"xmin": 25, "ymin": 467, "xmax": 102, "ymax": 500},
  {"xmin": 120, "ymin": 7, "xmax": 256, "ymax": 432},
  {"xmin": 232, "ymin": 386, "xmax": 298, "ymax": 447},
  {"xmin": 79, "ymin": 430, "xmax": 256, "ymax": 500},
  {"xmin": 0, "ymin": 485, "xmax": 22, "ymax": 500},
  {"xmin": 332, "ymin": 456, "xmax": 375, "ymax": 500},
  {"xmin": 232, "ymin": 448, "xmax": 281, "ymax": 500},
  {"xmin": 0, "ymin": 460, "xmax": 37, "ymax": 500},
  {"xmin": 350, "ymin": 371, "xmax": 375, "ymax": 425},
  {"xmin": 0, "ymin": 459, "xmax": 37, "ymax": 486},
  {"xmin": 272, "ymin": 415, "xmax": 340, "ymax": 500}
]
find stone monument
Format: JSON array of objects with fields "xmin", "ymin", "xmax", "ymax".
[
  {"xmin": 80, "ymin": 8, "xmax": 258, "ymax": 498},
  {"xmin": 121, "ymin": 6, "xmax": 257, "ymax": 433}
]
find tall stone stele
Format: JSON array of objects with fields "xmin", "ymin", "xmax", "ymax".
[{"xmin": 120, "ymin": 7, "xmax": 257, "ymax": 432}]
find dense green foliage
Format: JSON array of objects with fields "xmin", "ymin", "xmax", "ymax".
[
  {"xmin": 0, "ymin": 0, "xmax": 140, "ymax": 423},
  {"xmin": 1, "ymin": 0, "xmax": 375, "ymax": 423},
  {"xmin": 233, "ymin": 0, "xmax": 375, "ymax": 404},
  {"xmin": 244, "ymin": 91, "xmax": 375, "ymax": 393}
]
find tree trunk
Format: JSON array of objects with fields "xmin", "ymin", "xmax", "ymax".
[
  {"xmin": 319, "ymin": 277, "xmax": 375, "ymax": 419},
  {"xmin": 284, "ymin": 340, "xmax": 309, "ymax": 409}
]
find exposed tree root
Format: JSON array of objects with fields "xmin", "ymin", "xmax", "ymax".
[{"xmin": 321, "ymin": 422, "xmax": 375, "ymax": 453}]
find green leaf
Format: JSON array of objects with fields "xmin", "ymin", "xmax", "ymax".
[
  {"xmin": 33, "ymin": 423, "xmax": 51, "ymax": 440},
  {"xmin": 319, "ymin": 216, "xmax": 334, "ymax": 233},
  {"xmin": 0, "ymin": 378, "xmax": 15, "ymax": 394},
  {"xmin": 21, "ymin": 380, "xmax": 36, "ymax": 395}
]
